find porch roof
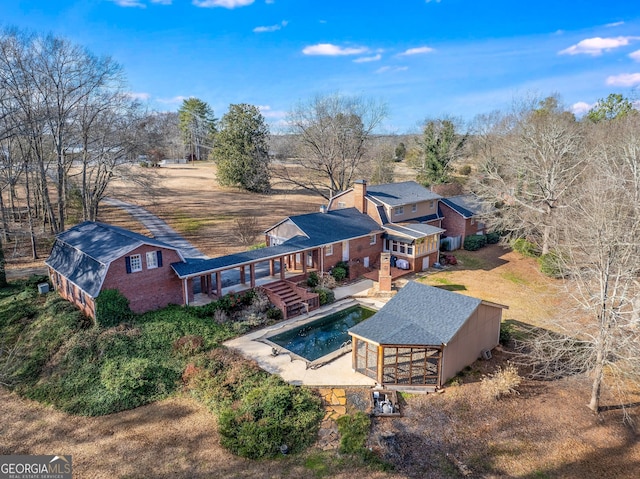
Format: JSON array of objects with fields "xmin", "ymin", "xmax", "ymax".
[{"xmin": 383, "ymin": 223, "xmax": 445, "ymax": 242}]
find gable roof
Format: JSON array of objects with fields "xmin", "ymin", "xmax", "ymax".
[
  {"xmin": 45, "ymin": 221, "xmax": 183, "ymax": 297},
  {"xmin": 440, "ymin": 195, "xmax": 486, "ymax": 218},
  {"xmin": 366, "ymin": 181, "xmax": 442, "ymax": 207},
  {"xmin": 349, "ymin": 281, "xmax": 485, "ymax": 346}
]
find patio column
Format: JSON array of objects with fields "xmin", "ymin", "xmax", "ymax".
[
  {"xmin": 279, "ymin": 257, "xmax": 285, "ymax": 280},
  {"xmin": 250, "ymin": 263, "xmax": 256, "ymax": 288},
  {"xmin": 351, "ymin": 337, "xmax": 358, "ymax": 371},
  {"xmin": 302, "ymin": 251, "xmax": 307, "ymax": 274},
  {"xmin": 216, "ymin": 271, "xmax": 222, "ymax": 297},
  {"xmin": 200, "ymin": 276, "xmax": 206, "ymax": 294},
  {"xmin": 207, "ymin": 274, "xmax": 212, "ymax": 296},
  {"xmin": 240, "ymin": 265, "xmax": 246, "ymax": 284},
  {"xmin": 269, "ymin": 259, "xmax": 275, "ymax": 276},
  {"xmin": 377, "ymin": 345, "xmax": 384, "ymax": 385}
]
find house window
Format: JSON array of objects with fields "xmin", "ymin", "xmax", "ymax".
[
  {"xmin": 128, "ymin": 254, "xmax": 142, "ymax": 273},
  {"xmin": 411, "ymin": 204, "xmax": 417, "ymax": 213},
  {"xmin": 66, "ymin": 281, "xmax": 73, "ymax": 300},
  {"xmin": 79, "ymin": 291, "xmax": 86, "ymax": 306},
  {"xmin": 146, "ymin": 251, "xmax": 158, "ymax": 269},
  {"xmin": 430, "ymin": 201, "xmax": 434, "ymax": 208},
  {"xmin": 394, "ymin": 206, "xmax": 404, "ymax": 216},
  {"xmin": 471, "ymin": 219, "xmax": 475, "ymax": 225},
  {"xmin": 369, "ymin": 235, "xmax": 376, "ymax": 245},
  {"xmin": 326, "ymin": 244, "xmax": 333, "ymax": 256}
]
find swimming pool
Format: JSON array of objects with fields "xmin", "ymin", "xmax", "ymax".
[{"xmin": 267, "ymin": 305, "xmax": 376, "ymax": 362}]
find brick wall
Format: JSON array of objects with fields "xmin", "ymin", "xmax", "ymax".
[
  {"xmin": 440, "ymin": 202, "xmax": 471, "ymax": 239},
  {"xmin": 321, "ymin": 233, "xmax": 383, "ymax": 275},
  {"xmin": 101, "ymin": 245, "xmax": 185, "ymax": 314},
  {"xmin": 50, "ymin": 267, "xmax": 96, "ymax": 318}
]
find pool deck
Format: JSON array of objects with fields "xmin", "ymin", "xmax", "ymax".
[{"xmin": 223, "ymin": 294, "xmax": 387, "ymax": 387}]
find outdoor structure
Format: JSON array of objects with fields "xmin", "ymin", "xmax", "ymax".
[
  {"xmin": 348, "ymin": 281, "xmax": 507, "ymax": 389},
  {"xmin": 440, "ymin": 194, "xmax": 488, "ymax": 250},
  {"xmin": 46, "ymin": 221, "xmax": 185, "ymax": 318}
]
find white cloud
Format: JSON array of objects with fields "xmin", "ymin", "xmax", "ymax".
[
  {"xmin": 399, "ymin": 46, "xmax": 434, "ymax": 56},
  {"xmin": 425, "ymin": 0, "xmax": 441, "ymax": 3},
  {"xmin": 571, "ymin": 101, "xmax": 594, "ymax": 116},
  {"xmin": 353, "ymin": 54, "xmax": 382, "ymax": 63},
  {"xmin": 265, "ymin": 0, "xmax": 275, "ymax": 3},
  {"xmin": 302, "ymin": 43, "xmax": 368, "ymax": 56},
  {"xmin": 127, "ymin": 92, "xmax": 151, "ymax": 100},
  {"xmin": 111, "ymin": 0, "xmax": 146, "ymax": 7},
  {"xmin": 258, "ymin": 105, "xmax": 287, "ymax": 119},
  {"xmin": 376, "ymin": 66, "xmax": 409, "ymax": 74},
  {"xmin": 630, "ymin": 50, "xmax": 640, "ymax": 61},
  {"xmin": 606, "ymin": 72, "xmax": 640, "ymax": 87},
  {"xmin": 157, "ymin": 95, "xmax": 188, "ymax": 104},
  {"xmin": 193, "ymin": 0, "xmax": 254, "ymax": 8},
  {"xmin": 253, "ymin": 20, "xmax": 287, "ymax": 33},
  {"xmin": 605, "ymin": 21, "xmax": 624, "ymax": 28},
  {"xmin": 559, "ymin": 36, "xmax": 638, "ymax": 56}
]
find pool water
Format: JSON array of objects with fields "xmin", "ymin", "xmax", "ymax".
[{"xmin": 268, "ymin": 305, "xmax": 376, "ymax": 362}]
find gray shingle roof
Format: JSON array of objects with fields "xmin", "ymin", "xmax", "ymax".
[
  {"xmin": 384, "ymin": 223, "xmax": 444, "ymax": 241},
  {"xmin": 440, "ymin": 195, "xmax": 486, "ymax": 218},
  {"xmin": 45, "ymin": 221, "xmax": 182, "ymax": 297},
  {"xmin": 366, "ymin": 181, "xmax": 442, "ymax": 207},
  {"xmin": 176, "ymin": 208, "xmax": 382, "ymax": 277},
  {"xmin": 348, "ymin": 281, "xmax": 482, "ymax": 346}
]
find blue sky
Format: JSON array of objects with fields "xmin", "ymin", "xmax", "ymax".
[{"xmin": 2, "ymin": 0, "xmax": 640, "ymax": 132}]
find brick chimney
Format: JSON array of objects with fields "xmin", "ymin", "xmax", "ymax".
[
  {"xmin": 379, "ymin": 252, "xmax": 392, "ymax": 292},
  {"xmin": 353, "ymin": 179, "xmax": 367, "ymax": 214}
]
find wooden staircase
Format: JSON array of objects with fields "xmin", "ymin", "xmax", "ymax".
[{"xmin": 262, "ymin": 280, "xmax": 320, "ymax": 319}]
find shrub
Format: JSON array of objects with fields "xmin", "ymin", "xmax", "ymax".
[
  {"xmin": 499, "ymin": 322, "xmax": 514, "ymax": 345},
  {"xmin": 538, "ymin": 252, "xmax": 565, "ymax": 278},
  {"xmin": 330, "ymin": 266, "xmax": 347, "ymax": 282},
  {"xmin": 459, "ymin": 164, "xmax": 472, "ymax": 176},
  {"xmin": 313, "ymin": 287, "xmax": 335, "ymax": 306},
  {"xmin": 480, "ymin": 364, "xmax": 522, "ymax": 400},
  {"xmin": 335, "ymin": 261, "xmax": 350, "ymax": 276},
  {"xmin": 173, "ymin": 335, "xmax": 204, "ymax": 357},
  {"xmin": 486, "ymin": 232, "xmax": 500, "ymax": 244},
  {"xmin": 511, "ymin": 238, "xmax": 539, "ymax": 257},
  {"xmin": 319, "ymin": 273, "xmax": 336, "ymax": 289},
  {"xmin": 337, "ymin": 412, "xmax": 371, "ymax": 455},
  {"xmin": 266, "ymin": 307, "xmax": 283, "ymax": 321},
  {"xmin": 95, "ymin": 289, "xmax": 133, "ymax": 328},
  {"xmin": 217, "ymin": 376, "xmax": 323, "ymax": 459},
  {"xmin": 463, "ymin": 234, "xmax": 487, "ymax": 251},
  {"xmin": 306, "ymin": 272, "xmax": 319, "ymax": 288}
]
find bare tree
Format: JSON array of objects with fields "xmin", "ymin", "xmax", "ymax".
[
  {"xmin": 471, "ymin": 96, "xmax": 586, "ymax": 254},
  {"xmin": 232, "ymin": 216, "xmax": 262, "ymax": 246},
  {"xmin": 276, "ymin": 93, "xmax": 387, "ymax": 199},
  {"xmin": 518, "ymin": 114, "xmax": 640, "ymax": 416}
]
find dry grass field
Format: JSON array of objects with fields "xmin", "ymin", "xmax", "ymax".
[{"xmin": 2, "ymin": 162, "xmax": 639, "ymax": 478}]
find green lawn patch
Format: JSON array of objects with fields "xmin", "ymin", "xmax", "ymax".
[{"xmin": 500, "ymin": 271, "xmax": 529, "ymax": 285}]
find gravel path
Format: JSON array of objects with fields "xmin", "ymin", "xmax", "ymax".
[{"xmin": 104, "ymin": 198, "xmax": 208, "ymax": 259}]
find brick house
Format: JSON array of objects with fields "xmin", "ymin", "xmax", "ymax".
[
  {"xmin": 440, "ymin": 194, "xmax": 488, "ymax": 250},
  {"xmin": 46, "ymin": 221, "xmax": 186, "ymax": 318}
]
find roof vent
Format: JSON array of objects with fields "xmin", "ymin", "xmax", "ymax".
[{"xmin": 319, "ymin": 205, "xmax": 327, "ymax": 213}]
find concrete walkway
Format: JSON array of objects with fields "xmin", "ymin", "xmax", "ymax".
[{"xmin": 104, "ymin": 198, "xmax": 207, "ymax": 259}]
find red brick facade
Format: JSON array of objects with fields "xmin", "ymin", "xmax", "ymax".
[
  {"xmin": 101, "ymin": 245, "xmax": 185, "ymax": 314},
  {"xmin": 440, "ymin": 202, "xmax": 482, "ymax": 240},
  {"xmin": 50, "ymin": 267, "xmax": 97, "ymax": 318}
]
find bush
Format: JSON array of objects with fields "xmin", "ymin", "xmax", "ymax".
[
  {"xmin": 313, "ymin": 287, "xmax": 335, "ymax": 306},
  {"xmin": 266, "ymin": 307, "xmax": 283, "ymax": 321},
  {"xmin": 306, "ymin": 272, "xmax": 319, "ymax": 288},
  {"xmin": 217, "ymin": 375, "xmax": 323, "ymax": 459},
  {"xmin": 499, "ymin": 322, "xmax": 514, "ymax": 345},
  {"xmin": 480, "ymin": 364, "xmax": 522, "ymax": 400},
  {"xmin": 459, "ymin": 165, "xmax": 472, "ymax": 176},
  {"xmin": 330, "ymin": 266, "xmax": 347, "ymax": 282},
  {"xmin": 463, "ymin": 234, "xmax": 487, "ymax": 251},
  {"xmin": 511, "ymin": 238, "xmax": 539, "ymax": 257},
  {"xmin": 173, "ymin": 335, "xmax": 204, "ymax": 357},
  {"xmin": 335, "ymin": 261, "xmax": 349, "ymax": 276},
  {"xmin": 486, "ymin": 232, "xmax": 500, "ymax": 244},
  {"xmin": 538, "ymin": 252, "xmax": 565, "ymax": 278},
  {"xmin": 95, "ymin": 289, "xmax": 133, "ymax": 327},
  {"xmin": 337, "ymin": 412, "xmax": 371, "ymax": 455}
]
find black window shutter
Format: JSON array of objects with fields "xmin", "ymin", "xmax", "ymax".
[
  {"xmin": 125, "ymin": 256, "xmax": 131, "ymax": 274},
  {"xmin": 157, "ymin": 251, "xmax": 163, "ymax": 267}
]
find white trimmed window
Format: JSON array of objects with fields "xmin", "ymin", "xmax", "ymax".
[
  {"xmin": 129, "ymin": 254, "xmax": 142, "ymax": 273},
  {"xmin": 411, "ymin": 203, "xmax": 417, "ymax": 213},
  {"xmin": 326, "ymin": 244, "xmax": 334, "ymax": 256},
  {"xmin": 430, "ymin": 201, "xmax": 434, "ymax": 208},
  {"xmin": 394, "ymin": 206, "xmax": 404, "ymax": 216},
  {"xmin": 146, "ymin": 251, "xmax": 158, "ymax": 269},
  {"xmin": 369, "ymin": 235, "xmax": 376, "ymax": 245}
]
